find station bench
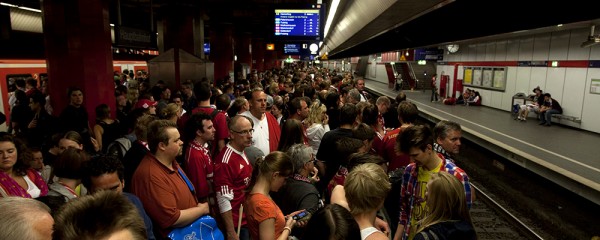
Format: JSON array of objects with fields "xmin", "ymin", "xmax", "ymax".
[
  {"xmin": 551, "ymin": 114, "xmax": 581, "ymax": 123},
  {"xmin": 516, "ymin": 108, "xmax": 582, "ymax": 123}
]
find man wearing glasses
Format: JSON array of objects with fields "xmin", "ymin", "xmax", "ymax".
[{"xmin": 214, "ymin": 115, "xmax": 255, "ymax": 240}]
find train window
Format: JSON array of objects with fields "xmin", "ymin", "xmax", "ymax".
[{"xmin": 6, "ymin": 74, "xmax": 33, "ymax": 92}]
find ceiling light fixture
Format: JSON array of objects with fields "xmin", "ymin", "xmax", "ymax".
[
  {"xmin": 0, "ymin": 2, "xmax": 17, "ymax": 7},
  {"xmin": 17, "ymin": 6, "xmax": 41, "ymax": 13},
  {"xmin": 581, "ymin": 25, "xmax": 600, "ymax": 48},
  {"xmin": 1, "ymin": 2, "xmax": 41, "ymax": 13},
  {"xmin": 323, "ymin": 0, "xmax": 340, "ymax": 39}
]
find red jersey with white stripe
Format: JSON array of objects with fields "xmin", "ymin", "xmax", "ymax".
[
  {"xmin": 184, "ymin": 140, "xmax": 214, "ymax": 201},
  {"xmin": 382, "ymin": 128, "xmax": 411, "ymax": 172},
  {"xmin": 214, "ymin": 144, "xmax": 253, "ymax": 227}
]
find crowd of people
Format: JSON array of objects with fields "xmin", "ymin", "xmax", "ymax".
[{"xmin": 0, "ymin": 64, "xmax": 477, "ymax": 240}]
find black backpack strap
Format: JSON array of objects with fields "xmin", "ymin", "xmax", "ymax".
[{"xmin": 209, "ymin": 108, "xmax": 218, "ymax": 119}]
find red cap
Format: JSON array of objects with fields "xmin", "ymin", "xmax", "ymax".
[{"xmin": 134, "ymin": 99, "xmax": 157, "ymax": 109}]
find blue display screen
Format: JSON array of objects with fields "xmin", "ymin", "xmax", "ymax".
[
  {"xmin": 275, "ymin": 9, "xmax": 320, "ymax": 37},
  {"xmin": 284, "ymin": 44, "xmax": 301, "ymax": 54},
  {"xmin": 204, "ymin": 43, "xmax": 210, "ymax": 54}
]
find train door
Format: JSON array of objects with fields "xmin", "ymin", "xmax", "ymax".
[{"xmin": 2, "ymin": 74, "xmax": 32, "ymax": 131}]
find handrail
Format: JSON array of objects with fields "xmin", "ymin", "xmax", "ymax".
[{"xmin": 406, "ymin": 62, "xmax": 418, "ymax": 89}]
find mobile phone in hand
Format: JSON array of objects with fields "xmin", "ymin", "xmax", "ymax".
[{"xmin": 292, "ymin": 211, "xmax": 308, "ymax": 220}]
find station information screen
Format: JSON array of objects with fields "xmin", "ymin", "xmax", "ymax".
[
  {"xmin": 275, "ymin": 9, "xmax": 320, "ymax": 37},
  {"xmin": 203, "ymin": 43, "xmax": 210, "ymax": 54},
  {"xmin": 284, "ymin": 44, "xmax": 301, "ymax": 54}
]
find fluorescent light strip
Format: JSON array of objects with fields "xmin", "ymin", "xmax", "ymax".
[
  {"xmin": 1, "ymin": 2, "xmax": 42, "ymax": 13},
  {"xmin": 323, "ymin": 0, "xmax": 340, "ymax": 39},
  {"xmin": 17, "ymin": 6, "xmax": 41, "ymax": 12},
  {"xmin": 0, "ymin": 2, "xmax": 18, "ymax": 7}
]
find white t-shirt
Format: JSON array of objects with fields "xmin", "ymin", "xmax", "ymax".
[
  {"xmin": 241, "ymin": 111, "xmax": 270, "ymax": 155},
  {"xmin": 360, "ymin": 227, "xmax": 382, "ymax": 240},
  {"xmin": 24, "ymin": 175, "xmax": 42, "ymax": 198}
]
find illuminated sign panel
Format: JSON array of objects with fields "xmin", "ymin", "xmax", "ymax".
[{"xmin": 275, "ymin": 9, "xmax": 320, "ymax": 37}]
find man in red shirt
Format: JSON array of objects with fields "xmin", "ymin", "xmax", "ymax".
[
  {"xmin": 381, "ymin": 101, "xmax": 419, "ymax": 172},
  {"xmin": 184, "ymin": 113, "xmax": 217, "ymax": 211},
  {"xmin": 214, "ymin": 115, "xmax": 254, "ymax": 240},
  {"xmin": 181, "ymin": 82, "xmax": 229, "ymax": 156},
  {"xmin": 131, "ymin": 120, "xmax": 209, "ymax": 238}
]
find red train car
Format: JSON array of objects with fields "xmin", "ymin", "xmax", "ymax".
[{"xmin": 0, "ymin": 59, "xmax": 147, "ymax": 131}]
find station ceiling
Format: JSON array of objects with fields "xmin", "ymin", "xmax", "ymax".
[{"xmin": 5, "ymin": 0, "xmax": 600, "ymax": 59}]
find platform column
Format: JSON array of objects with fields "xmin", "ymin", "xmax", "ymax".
[
  {"xmin": 252, "ymin": 38, "xmax": 265, "ymax": 72},
  {"xmin": 41, "ymin": 0, "xmax": 114, "ymax": 122},
  {"xmin": 209, "ymin": 23, "xmax": 234, "ymax": 83},
  {"xmin": 160, "ymin": 6, "xmax": 195, "ymax": 55},
  {"xmin": 265, "ymin": 47, "xmax": 283, "ymax": 70},
  {"xmin": 265, "ymin": 48, "xmax": 275, "ymax": 70},
  {"xmin": 193, "ymin": 16, "xmax": 206, "ymax": 59},
  {"xmin": 236, "ymin": 32, "xmax": 252, "ymax": 69}
]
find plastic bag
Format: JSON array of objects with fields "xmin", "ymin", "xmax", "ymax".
[{"xmin": 168, "ymin": 215, "xmax": 224, "ymax": 240}]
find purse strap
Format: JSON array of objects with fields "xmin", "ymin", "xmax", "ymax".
[
  {"xmin": 177, "ymin": 168, "xmax": 197, "ymax": 200},
  {"xmin": 0, "ymin": 186, "xmax": 8, "ymax": 197}
]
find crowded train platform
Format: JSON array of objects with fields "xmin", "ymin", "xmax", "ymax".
[{"xmin": 2, "ymin": 0, "xmax": 600, "ymax": 239}]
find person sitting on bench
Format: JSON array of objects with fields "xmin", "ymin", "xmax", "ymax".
[
  {"xmin": 539, "ymin": 93, "xmax": 562, "ymax": 127},
  {"xmin": 516, "ymin": 87, "xmax": 544, "ymax": 121}
]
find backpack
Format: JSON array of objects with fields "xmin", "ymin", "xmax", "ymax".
[
  {"xmin": 512, "ymin": 104, "xmax": 520, "ymax": 114},
  {"xmin": 106, "ymin": 137, "xmax": 132, "ymax": 160}
]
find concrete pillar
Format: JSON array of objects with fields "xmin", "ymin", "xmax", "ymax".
[
  {"xmin": 252, "ymin": 38, "xmax": 265, "ymax": 72},
  {"xmin": 209, "ymin": 23, "xmax": 234, "ymax": 82},
  {"xmin": 236, "ymin": 32, "xmax": 252, "ymax": 67},
  {"xmin": 193, "ymin": 16, "xmax": 205, "ymax": 59},
  {"xmin": 161, "ymin": 7, "xmax": 194, "ymax": 54},
  {"xmin": 41, "ymin": 0, "xmax": 115, "ymax": 122}
]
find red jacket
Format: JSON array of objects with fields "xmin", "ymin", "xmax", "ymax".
[{"xmin": 265, "ymin": 112, "xmax": 281, "ymax": 152}]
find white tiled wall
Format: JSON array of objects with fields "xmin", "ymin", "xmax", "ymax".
[{"xmin": 438, "ymin": 27, "xmax": 600, "ymax": 133}]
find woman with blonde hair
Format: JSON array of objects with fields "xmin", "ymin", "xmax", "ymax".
[
  {"xmin": 305, "ymin": 100, "xmax": 329, "ymax": 155},
  {"xmin": 159, "ymin": 103, "xmax": 181, "ymax": 123},
  {"xmin": 342, "ymin": 163, "xmax": 391, "ymax": 240},
  {"xmin": 127, "ymin": 88, "xmax": 140, "ymax": 107},
  {"xmin": 245, "ymin": 151, "xmax": 304, "ymax": 240},
  {"xmin": 414, "ymin": 171, "xmax": 476, "ymax": 240}
]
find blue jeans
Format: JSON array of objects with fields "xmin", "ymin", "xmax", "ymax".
[
  {"xmin": 543, "ymin": 109, "xmax": 561, "ymax": 125},
  {"xmin": 431, "ymin": 88, "xmax": 438, "ymax": 101}
]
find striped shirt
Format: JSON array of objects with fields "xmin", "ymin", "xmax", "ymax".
[{"xmin": 214, "ymin": 144, "xmax": 253, "ymax": 228}]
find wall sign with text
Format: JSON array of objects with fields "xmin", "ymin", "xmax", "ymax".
[{"xmin": 463, "ymin": 66, "xmax": 506, "ymax": 92}]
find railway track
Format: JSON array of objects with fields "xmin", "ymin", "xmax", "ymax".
[{"xmin": 470, "ymin": 183, "xmax": 543, "ymax": 240}]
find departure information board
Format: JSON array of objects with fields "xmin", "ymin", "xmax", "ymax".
[
  {"xmin": 275, "ymin": 9, "xmax": 320, "ymax": 37},
  {"xmin": 284, "ymin": 44, "xmax": 301, "ymax": 54}
]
